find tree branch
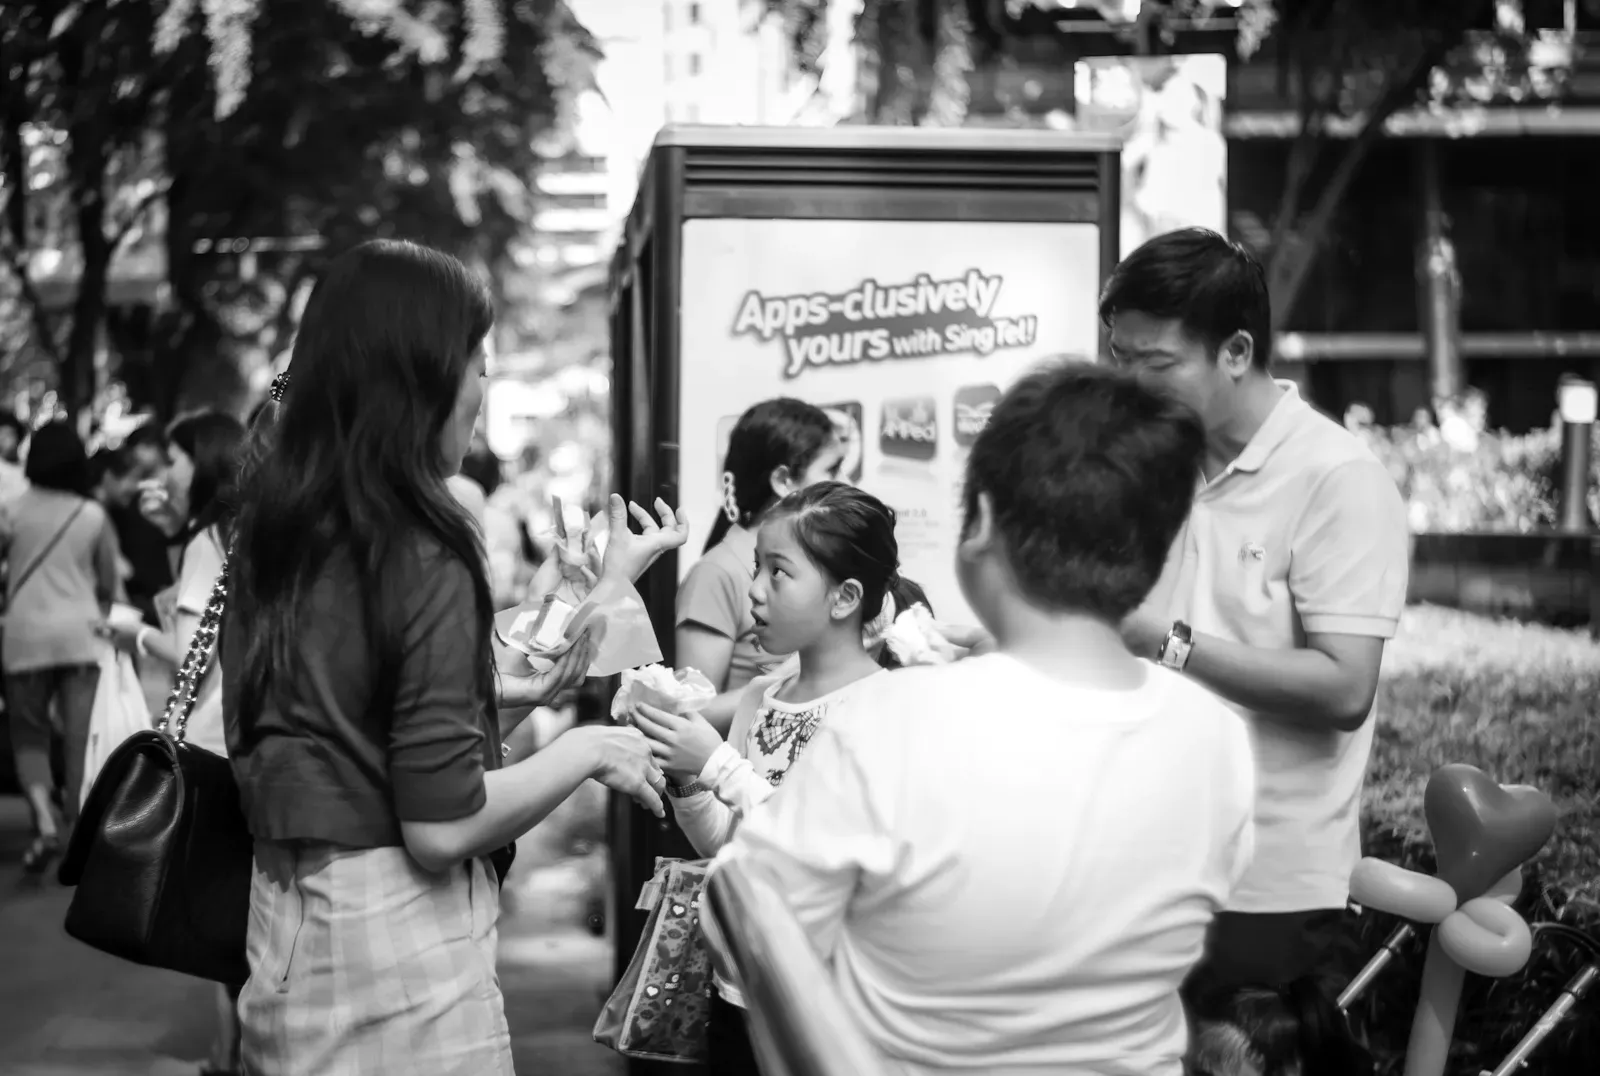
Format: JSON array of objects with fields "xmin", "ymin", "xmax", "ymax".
[
  {"xmin": 1266, "ymin": 46, "xmax": 1323, "ymax": 258},
  {"xmin": 0, "ymin": 239, "xmax": 62, "ymax": 365},
  {"xmin": 0, "ymin": 45, "xmax": 62, "ymax": 364},
  {"xmin": 110, "ymin": 182, "xmax": 171, "ymax": 252},
  {"xmin": 1268, "ymin": 18, "xmax": 1489, "ymax": 327}
]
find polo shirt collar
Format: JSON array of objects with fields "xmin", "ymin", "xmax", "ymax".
[{"xmin": 1229, "ymin": 379, "xmax": 1310, "ymax": 474}]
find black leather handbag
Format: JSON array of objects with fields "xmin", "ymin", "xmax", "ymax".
[{"xmin": 58, "ymin": 560, "xmax": 253, "ymax": 987}]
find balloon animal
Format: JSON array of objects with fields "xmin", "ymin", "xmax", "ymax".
[{"xmin": 1349, "ymin": 763, "xmax": 1558, "ymax": 1076}]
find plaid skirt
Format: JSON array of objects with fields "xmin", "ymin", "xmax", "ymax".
[{"xmin": 239, "ymin": 841, "xmax": 513, "ymax": 1076}]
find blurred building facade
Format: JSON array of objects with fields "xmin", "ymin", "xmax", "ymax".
[
  {"xmin": 551, "ymin": 0, "xmax": 802, "ymax": 279},
  {"xmin": 501, "ymin": 0, "xmax": 804, "ymax": 477}
]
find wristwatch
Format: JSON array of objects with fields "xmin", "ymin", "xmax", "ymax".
[
  {"xmin": 1156, "ymin": 621, "xmax": 1193, "ymax": 672},
  {"xmin": 667, "ymin": 780, "xmax": 706, "ymax": 798}
]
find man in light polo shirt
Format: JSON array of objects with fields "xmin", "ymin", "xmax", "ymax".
[{"xmin": 1102, "ymin": 228, "xmax": 1411, "ymax": 1002}]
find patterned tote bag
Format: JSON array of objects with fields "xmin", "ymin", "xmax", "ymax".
[{"xmin": 593, "ymin": 856, "xmax": 715, "ymax": 1063}]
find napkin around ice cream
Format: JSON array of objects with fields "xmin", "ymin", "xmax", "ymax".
[{"xmin": 611, "ymin": 664, "xmax": 717, "ymax": 721}]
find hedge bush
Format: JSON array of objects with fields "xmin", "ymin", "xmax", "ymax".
[
  {"xmin": 1345, "ymin": 398, "xmax": 1600, "ymax": 533},
  {"xmin": 1344, "ymin": 604, "xmax": 1600, "ymax": 1075}
]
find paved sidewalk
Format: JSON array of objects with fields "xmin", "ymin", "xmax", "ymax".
[{"xmin": 0, "ymin": 794, "xmax": 623, "ymax": 1076}]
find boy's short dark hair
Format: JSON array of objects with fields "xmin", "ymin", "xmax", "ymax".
[
  {"xmin": 962, "ymin": 360, "xmax": 1203, "ymax": 622},
  {"xmin": 1099, "ymin": 227, "xmax": 1273, "ymax": 369}
]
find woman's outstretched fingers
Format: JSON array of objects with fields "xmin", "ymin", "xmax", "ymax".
[{"xmin": 628, "ymin": 500, "xmax": 658, "ymax": 533}]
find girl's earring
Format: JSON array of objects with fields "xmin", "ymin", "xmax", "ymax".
[{"xmin": 720, "ymin": 472, "xmax": 739, "ymax": 524}]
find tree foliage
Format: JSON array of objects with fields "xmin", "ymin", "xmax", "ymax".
[
  {"xmin": 1, "ymin": 0, "xmax": 598, "ymax": 420},
  {"xmin": 764, "ymin": 0, "xmax": 1577, "ymax": 328}
]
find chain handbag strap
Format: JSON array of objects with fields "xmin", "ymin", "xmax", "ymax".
[{"xmin": 155, "ymin": 550, "xmax": 231, "ymax": 743}]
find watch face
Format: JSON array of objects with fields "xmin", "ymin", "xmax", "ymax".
[{"xmin": 1166, "ymin": 637, "xmax": 1193, "ymax": 670}]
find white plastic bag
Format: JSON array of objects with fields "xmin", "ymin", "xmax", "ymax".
[
  {"xmin": 81, "ymin": 642, "xmax": 151, "ymax": 808},
  {"xmin": 495, "ymin": 574, "xmax": 664, "ymax": 678}
]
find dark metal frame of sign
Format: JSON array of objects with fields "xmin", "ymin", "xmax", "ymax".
[{"xmin": 605, "ymin": 124, "xmax": 1121, "ymax": 1051}]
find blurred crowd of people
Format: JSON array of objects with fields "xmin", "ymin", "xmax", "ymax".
[
  {"xmin": 0, "ymin": 407, "xmax": 567, "ymax": 813},
  {"xmin": 0, "ymin": 399, "xmax": 575, "ymax": 1074}
]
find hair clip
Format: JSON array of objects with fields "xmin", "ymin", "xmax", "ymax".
[{"xmin": 269, "ymin": 371, "xmax": 290, "ymax": 402}]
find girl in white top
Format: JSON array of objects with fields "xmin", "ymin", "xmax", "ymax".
[{"xmin": 634, "ymin": 480, "xmax": 915, "ymax": 1076}]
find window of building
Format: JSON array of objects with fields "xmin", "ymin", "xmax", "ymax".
[
  {"xmin": 540, "ymin": 230, "xmax": 607, "ymax": 246},
  {"xmin": 689, "ymin": 52, "xmax": 702, "ymax": 76},
  {"xmin": 547, "ymin": 192, "xmax": 607, "ymax": 210},
  {"xmin": 689, "ymin": 2, "xmax": 701, "ymax": 23},
  {"xmin": 685, "ymin": 103, "xmax": 700, "ymax": 123},
  {"xmin": 543, "ymin": 153, "xmax": 605, "ymax": 174}
]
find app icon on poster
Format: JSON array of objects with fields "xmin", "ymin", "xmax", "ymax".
[
  {"xmin": 953, "ymin": 384, "xmax": 1002, "ymax": 447},
  {"xmin": 819, "ymin": 402, "xmax": 865, "ymax": 484},
  {"xmin": 880, "ymin": 397, "xmax": 938, "ymax": 462}
]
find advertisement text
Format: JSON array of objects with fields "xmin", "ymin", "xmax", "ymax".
[{"xmin": 731, "ymin": 269, "xmax": 1039, "ymax": 379}]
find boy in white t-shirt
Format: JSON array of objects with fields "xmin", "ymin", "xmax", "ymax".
[{"xmin": 713, "ymin": 362, "xmax": 1257, "ymax": 1076}]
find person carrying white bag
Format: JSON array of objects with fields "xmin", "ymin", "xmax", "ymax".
[{"xmin": 80, "ymin": 613, "xmax": 152, "ymax": 808}]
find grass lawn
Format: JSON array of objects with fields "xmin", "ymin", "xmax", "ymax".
[
  {"xmin": 1355, "ymin": 604, "xmax": 1600, "ymax": 1074},
  {"xmin": 1368, "ymin": 604, "xmax": 1600, "ymax": 902}
]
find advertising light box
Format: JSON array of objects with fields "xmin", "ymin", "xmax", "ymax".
[
  {"xmin": 606, "ymin": 125, "xmax": 1121, "ymax": 1025},
  {"xmin": 678, "ymin": 216, "xmax": 1102, "ymax": 624}
]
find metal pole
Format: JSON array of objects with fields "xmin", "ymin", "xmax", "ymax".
[
  {"xmin": 1338, "ymin": 923, "xmax": 1415, "ymax": 1011},
  {"xmin": 1416, "ymin": 142, "xmax": 1465, "ymax": 406},
  {"xmin": 1557, "ymin": 375, "xmax": 1596, "ymax": 534},
  {"xmin": 1480, "ymin": 964, "xmax": 1599, "ymax": 1076}
]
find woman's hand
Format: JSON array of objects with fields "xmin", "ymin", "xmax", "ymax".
[
  {"xmin": 523, "ymin": 501, "xmax": 600, "ymax": 601},
  {"xmin": 137, "ymin": 478, "xmax": 185, "ymax": 538},
  {"xmin": 631, "ymin": 703, "xmax": 724, "ymax": 785},
  {"xmin": 94, "ymin": 618, "xmax": 147, "ymax": 654},
  {"xmin": 497, "ymin": 631, "xmax": 597, "ymax": 710},
  {"xmin": 573, "ymin": 724, "xmax": 667, "ymax": 818},
  {"xmin": 600, "ymin": 495, "xmax": 689, "ymax": 584}
]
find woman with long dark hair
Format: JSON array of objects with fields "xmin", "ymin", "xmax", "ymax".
[
  {"xmin": 0, "ymin": 421, "xmax": 122, "ymax": 872},
  {"xmin": 221, "ymin": 239, "xmax": 675, "ymax": 1074},
  {"xmin": 676, "ymin": 398, "xmax": 841, "ymax": 732}
]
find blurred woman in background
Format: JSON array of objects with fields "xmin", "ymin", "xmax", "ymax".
[
  {"xmin": 100, "ymin": 409, "xmax": 248, "ymax": 1076},
  {"xmin": 1, "ymin": 421, "xmax": 122, "ymax": 873},
  {"xmin": 104, "ymin": 411, "xmax": 246, "ymax": 766}
]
